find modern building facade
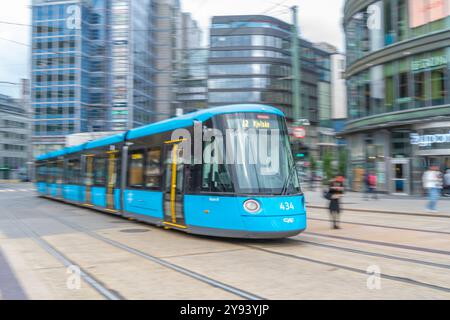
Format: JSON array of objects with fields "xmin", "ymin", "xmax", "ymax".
[
  {"xmin": 175, "ymin": 13, "xmax": 206, "ymax": 114},
  {"xmin": 0, "ymin": 94, "xmax": 29, "ymax": 180},
  {"xmin": 31, "ymin": 0, "xmax": 198, "ymax": 157},
  {"xmin": 207, "ymin": 15, "xmax": 338, "ymax": 162},
  {"xmin": 177, "ymin": 48, "xmax": 208, "ymax": 112},
  {"xmin": 343, "ymin": 0, "xmax": 450, "ymax": 194},
  {"xmin": 152, "ymin": 0, "xmax": 183, "ymax": 122}
]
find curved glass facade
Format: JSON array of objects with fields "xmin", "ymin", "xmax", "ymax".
[
  {"xmin": 346, "ymin": 0, "xmax": 450, "ymax": 65},
  {"xmin": 347, "ymin": 47, "xmax": 450, "ymax": 119},
  {"xmin": 345, "ymin": 0, "xmax": 450, "ymax": 123},
  {"xmin": 344, "ymin": 0, "xmax": 450, "ymax": 195}
]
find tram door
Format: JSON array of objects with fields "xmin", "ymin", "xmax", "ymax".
[
  {"xmin": 163, "ymin": 140, "xmax": 186, "ymax": 228},
  {"xmin": 84, "ymin": 155, "xmax": 94, "ymax": 206},
  {"xmin": 106, "ymin": 151, "xmax": 118, "ymax": 212}
]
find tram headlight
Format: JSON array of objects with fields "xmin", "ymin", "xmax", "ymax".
[{"xmin": 243, "ymin": 199, "xmax": 261, "ymax": 213}]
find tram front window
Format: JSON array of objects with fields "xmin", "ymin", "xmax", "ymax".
[{"xmin": 202, "ymin": 113, "xmax": 301, "ymax": 195}]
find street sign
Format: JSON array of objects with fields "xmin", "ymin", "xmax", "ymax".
[
  {"xmin": 294, "ymin": 119, "xmax": 311, "ymax": 126},
  {"xmin": 292, "ymin": 126, "xmax": 306, "ymax": 139}
]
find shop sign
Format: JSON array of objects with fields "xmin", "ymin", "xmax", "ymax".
[
  {"xmin": 410, "ymin": 131, "xmax": 450, "ymax": 147},
  {"xmin": 411, "ymin": 55, "xmax": 447, "ymax": 71}
]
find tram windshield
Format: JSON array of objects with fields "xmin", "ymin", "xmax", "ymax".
[{"xmin": 202, "ymin": 112, "xmax": 301, "ymax": 195}]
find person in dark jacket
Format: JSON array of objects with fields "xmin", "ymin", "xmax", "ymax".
[{"xmin": 328, "ymin": 176, "xmax": 344, "ymax": 229}]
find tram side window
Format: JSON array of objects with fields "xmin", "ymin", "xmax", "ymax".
[
  {"xmin": 47, "ymin": 163, "xmax": 55, "ymax": 184},
  {"xmin": 93, "ymin": 157, "xmax": 106, "ymax": 186},
  {"xmin": 128, "ymin": 151, "xmax": 145, "ymax": 188},
  {"xmin": 66, "ymin": 159, "xmax": 81, "ymax": 184},
  {"xmin": 56, "ymin": 161, "xmax": 64, "ymax": 184},
  {"xmin": 37, "ymin": 164, "xmax": 47, "ymax": 182},
  {"xmin": 145, "ymin": 148, "xmax": 161, "ymax": 188}
]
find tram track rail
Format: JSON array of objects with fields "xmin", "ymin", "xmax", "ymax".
[
  {"xmin": 241, "ymin": 244, "xmax": 450, "ymax": 294},
  {"xmin": 304, "ymin": 231, "xmax": 450, "ymax": 256},
  {"xmin": 306, "ymin": 205, "xmax": 450, "ymax": 219},
  {"xmin": 9, "ymin": 193, "xmax": 450, "ymax": 298},
  {"xmin": 27, "ymin": 198, "xmax": 265, "ymax": 300},
  {"xmin": 4, "ymin": 210, "xmax": 123, "ymax": 300},
  {"xmin": 308, "ymin": 217, "xmax": 450, "ymax": 236},
  {"xmin": 286, "ymin": 238, "xmax": 450, "ymax": 269},
  {"xmin": 38, "ymin": 197, "xmax": 450, "ymax": 296}
]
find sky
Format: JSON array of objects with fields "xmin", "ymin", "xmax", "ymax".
[
  {"xmin": 0, "ymin": 0, "xmax": 345, "ymax": 98},
  {"xmin": 182, "ymin": 0, "xmax": 346, "ymax": 49}
]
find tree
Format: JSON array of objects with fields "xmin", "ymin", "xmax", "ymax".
[
  {"xmin": 309, "ymin": 154, "xmax": 317, "ymax": 172},
  {"xmin": 323, "ymin": 151, "xmax": 334, "ymax": 183},
  {"xmin": 338, "ymin": 148, "xmax": 348, "ymax": 177}
]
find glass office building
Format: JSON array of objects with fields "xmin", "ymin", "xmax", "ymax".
[
  {"xmin": 343, "ymin": 0, "xmax": 450, "ymax": 194},
  {"xmin": 0, "ymin": 94, "xmax": 29, "ymax": 180},
  {"xmin": 31, "ymin": 0, "xmax": 155, "ymax": 156}
]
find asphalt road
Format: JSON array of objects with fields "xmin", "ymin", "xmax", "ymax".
[{"xmin": 0, "ymin": 183, "xmax": 449, "ymax": 300}]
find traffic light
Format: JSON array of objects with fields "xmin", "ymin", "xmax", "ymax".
[{"xmin": 294, "ymin": 144, "xmax": 309, "ymax": 160}]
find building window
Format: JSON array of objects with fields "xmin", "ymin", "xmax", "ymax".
[
  {"xmin": 431, "ymin": 67, "xmax": 446, "ymax": 106},
  {"xmin": 413, "ymin": 70, "xmax": 426, "ymax": 108}
]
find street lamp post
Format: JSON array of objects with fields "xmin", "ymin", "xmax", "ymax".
[{"xmin": 291, "ymin": 6, "xmax": 302, "ymax": 123}]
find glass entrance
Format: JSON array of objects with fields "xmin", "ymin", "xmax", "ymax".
[{"xmin": 391, "ymin": 159, "xmax": 410, "ymax": 194}]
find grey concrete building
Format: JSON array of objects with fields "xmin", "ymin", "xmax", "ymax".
[{"xmin": 0, "ymin": 94, "xmax": 30, "ymax": 180}]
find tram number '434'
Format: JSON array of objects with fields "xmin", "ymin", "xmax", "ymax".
[{"xmin": 279, "ymin": 202, "xmax": 295, "ymax": 211}]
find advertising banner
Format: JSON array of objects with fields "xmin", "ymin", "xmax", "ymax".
[{"xmin": 409, "ymin": 0, "xmax": 450, "ymax": 28}]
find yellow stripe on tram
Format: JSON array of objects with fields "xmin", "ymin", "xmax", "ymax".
[
  {"xmin": 104, "ymin": 208, "xmax": 118, "ymax": 213},
  {"xmin": 170, "ymin": 144, "xmax": 178, "ymax": 224},
  {"xmin": 164, "ymin": 138, "xmax": 187, "ymax": 144},
  {"xmin": 163, "ymin": 222, "xmax": 187, "ymax": 229}
]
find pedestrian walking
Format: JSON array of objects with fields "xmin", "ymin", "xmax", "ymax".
[
  {"xmin": 362, "ymin": 171, "xmax": 368, "ymax": 200},
  {"xmin": 325, "ymin": 176, "xmax": 344, "ymax": 229},
  {"xmin": 367, "ymin": 172, "xmax": 378, "ymax": 200},
  {"xmin": 443, "ymin": 169, "xmax": 450, "ymax": 197},
  {"xmin": 422, "ymin": 166, "xmax": 443, "ymax": 213}
]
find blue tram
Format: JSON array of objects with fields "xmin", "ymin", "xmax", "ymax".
[{"xmin": 35, "ymin": 105, "xmax": 307, "ymax": 239}]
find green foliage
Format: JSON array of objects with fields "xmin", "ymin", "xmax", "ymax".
[
  {"xmin": 323, "ymin": 151, "xmax": 333, "ymax": 183},
  {"xmin": 309, "ymin": 154, "xmax": 317, "ymax": 171},
  {"xmin": 338, "ymin": 149, "xmax": 348, "ymax": 177}
]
